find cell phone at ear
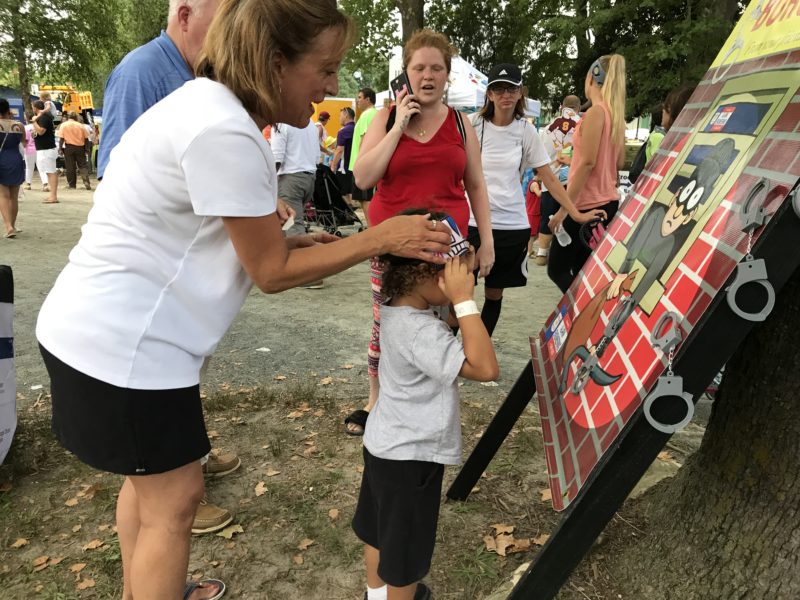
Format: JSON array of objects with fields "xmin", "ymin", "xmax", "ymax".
[{"xmin": 390, "ymin": 73, "xmax": 413, "ymax": 98}]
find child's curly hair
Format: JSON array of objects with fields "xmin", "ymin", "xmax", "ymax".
[{"xmin": 380, "ymin": 209, "xmax": 449, "ymax": 299}]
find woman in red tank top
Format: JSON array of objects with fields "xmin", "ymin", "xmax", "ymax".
[{"xmin": 344, "ymin": 30, "xmax": 494, "ymax": 436}]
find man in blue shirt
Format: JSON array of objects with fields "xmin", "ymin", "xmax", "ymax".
[{"xmin": 97, "ymin": 0, "xmax": 218, "ymax": 179}]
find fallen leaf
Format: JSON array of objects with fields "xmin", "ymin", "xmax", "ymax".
[
  {"xmin": 72, "ymin": 524, "xmax": 82, "ymax": 533},
  {"xmin": 77, "ymin": 578, "xmax": 96, "ymax": 590},
  {"xmin": 491, "ymin": 523, "xmax": 515, "ymax": 535},
  {"xmin": 319, "ymin": 377, "xmax": 333, "ymax": 386},
  {"xmin": 266, "ymin": 468, "xmax": 281, "ymax": 477},
  {"xmin": 540, "ymin": 488, "xmax": 552, "ymax": 503},
  {"xmin": 82, "ymin": 539, "xmax": 103, "ymax": 551},
  {"xmin": 207, "ymin": 430, "xmax": 219, "ymax": 439},
  {"xmin": 69, "ymin": 563, "xmax": 87, "ymax": 573},
  {"xmin": 303, "ymin": 445, "xmax": 317, "ymax": 458},
  {"xmin": 32, "ymin": 555, "xmax": 49, "ymax": 567},
  {"xmin": 239, "ymin": 498, "xmax": 253, "ymax": 506},
  {"xmin": 532, "ymin": 534, "xmax": 551, "ymax": 546},
  {"xmin": 287, "ymin": 411, "xmax": 304, "ymax": 420},
  {"xmin": 98, "ymin": 524, "xmax": 111, "ymax": 532},
  {"xmin": 297, "ymin": 538, "xmax": 315, "ymax": 551},
  {"xmin": 483, "ymin": 534, "xmax": 497, "ymax": 552},
  {"xmin": 508, "ymin": 538, "xmax": 532, "ymax": 554},
  {"xmin": 216, "ymin": 524, "xmax": 244, "ymax": 539},
  {"xmin": 657, "ymin": 451, "xmax": 675, "ymax": 462},
  {"xmin": 293, "ymin": 554, "xmax": 304, "ymax": 565},
  {"xmin": 328, "ymin": 508, "xmax": 339, "ymax": 521},
  {"xmin": 48, "ymin": 557, "xmax": 64, "ymax": 566},
  {"xmin": 77, "ymin": 484, "xmax": 101, "ymax": 500},
  {"xmin": 255, "ymin": 481, "xmax": 267, "ymax": 497},
  {"xmin": 64, "ymin": 497, "xmax": 79, "ymax": 507},
  {"xmin": 313, "ymin": 409, "xmax": 325, "ymax": 417},
  {"xmin": 495, "ymin": 533, "xmax": 515, "ymax": 557},
  {"xmin": 10, "ymin": 538, "xmax": 28, "ymax": 549},
  {"xmin": 274, "ymin": 375, "xmax": 287, "ymax": 381},
  {"xmin": 225, "ymin": 542, "xmax": 236, "ymax": 549},
  {"xmin": 343, "ymin": 364, "xmax": 354, "ymax": 369}
]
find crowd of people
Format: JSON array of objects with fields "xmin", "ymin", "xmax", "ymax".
[{"xmin": 0, "ymin": 0, "xmax": 700, "ymax": 598}]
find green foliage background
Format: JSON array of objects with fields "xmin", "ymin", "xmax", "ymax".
[{"xmin": 1, "ymin": 0, "xmax": 746, "ymax": 118}]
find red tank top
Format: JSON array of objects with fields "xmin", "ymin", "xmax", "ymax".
[{"xmin": 368, "ymin": 108, "xmax": 470, "ymax": 234}]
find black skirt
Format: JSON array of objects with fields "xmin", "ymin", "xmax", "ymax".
[{"xmin": 40, "ymin": 344, "xmax": 211, "ymax": 476}]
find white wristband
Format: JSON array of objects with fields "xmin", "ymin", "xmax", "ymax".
[{"xmin": 453, "ymin": 300, "xmax": 479, "ymax": 319}]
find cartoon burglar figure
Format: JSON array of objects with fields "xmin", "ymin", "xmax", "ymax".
[{"xmin": 557, "ymin": 137, "xmax": 736, "ymax": 394}]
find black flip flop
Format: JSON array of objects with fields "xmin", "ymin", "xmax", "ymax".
[{"xmin": 344, "ymin": 409, "xmax": 369, "ymax": 436}]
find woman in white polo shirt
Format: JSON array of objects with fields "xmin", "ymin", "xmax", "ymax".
[
  {"xmin": 467, "ymin": 63, "xmax": 604, "ymax": 336},
  {"xmin": 35, "ymin": 1, "xmax": 450, "ymax": 598}
]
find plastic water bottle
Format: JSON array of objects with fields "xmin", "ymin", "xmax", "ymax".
[{"xmin": 550, "ymin": 216, "xmax": 572, "ymax": 247}]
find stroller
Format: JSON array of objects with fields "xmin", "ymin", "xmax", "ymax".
[{"xmin": 305, "ymin": 164, "xmax": 364, "ymax": 237}]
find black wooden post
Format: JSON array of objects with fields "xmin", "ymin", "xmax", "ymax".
[{"xmin": 447, "ymin": 361, "xmax": 536, "ymax": 500}]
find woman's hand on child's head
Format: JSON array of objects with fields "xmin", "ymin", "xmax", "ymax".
[{"xmin": 437, "ymin": 255, "xmax": 475, "ymax": 305}]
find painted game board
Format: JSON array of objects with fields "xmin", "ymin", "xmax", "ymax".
[{"xmin": 531, "ymin": 0, "xmax": 800, "ymax": 511}]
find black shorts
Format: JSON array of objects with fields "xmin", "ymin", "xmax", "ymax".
[
  {"xmin": 40, "ymin": 344, "xmax": 210, "ymax": 476},
  {"xmin": 335, "ymin": 171, "xmax": 353, "ymax": 195},
  {"xmin": 468, "ymin": 226, "xmax": 530, "ymax": 289},
  {"xmin": 351, "ymin": 447, "xmax": 444, "ymax": 587},
  {"xmin": 538, "ymin": 190, "xmax": 560, "ymax": 235},
  {"xmin": 352, "ymin": 185, "xmax": 375, "ymax": 202}
]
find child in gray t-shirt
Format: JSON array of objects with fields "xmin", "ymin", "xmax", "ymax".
[{"xmin": 352, "ymin": 213, "xmax": 499, "ymax": 600}]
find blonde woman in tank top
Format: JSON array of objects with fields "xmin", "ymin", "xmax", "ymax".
[{"xmin": 548, "ymin": 54, "xmax": 626, "ymax": 293}]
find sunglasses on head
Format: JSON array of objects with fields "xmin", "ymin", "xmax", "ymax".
[{"xmin": 489, "ymin": 84, "xmax": 521, "ymax": 95}]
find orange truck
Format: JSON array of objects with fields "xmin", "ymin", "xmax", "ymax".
[{"xmin": 37, "ymin": 85, "xmax": 94, "ymax": 121}]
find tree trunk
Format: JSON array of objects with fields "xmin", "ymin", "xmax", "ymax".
[
  {"xmin": 394, "ymin": 0, "xmax": 424, "ymax": 41},
  {"xmin": 10, "ymin": 14, "xmax": 32, "ymax": 116},
  {"xmin": 603, "ymin": 266, "xmax": 800, "ymax": 598}
]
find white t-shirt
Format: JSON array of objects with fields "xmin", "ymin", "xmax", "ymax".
[
  {"xmin": 468, "ymin": 115, "xmax": 550, "ymax": 230},
  {"xmin": 364, "ymin": 305, "xmax": 466, "ymax": 465},
  {"xmin": 36, "ymin": 78, "xmax": 277, "ymax": 390},
  {"xmin": 270, "ymin": 121, "xmax": 319, "ymax": 175}
]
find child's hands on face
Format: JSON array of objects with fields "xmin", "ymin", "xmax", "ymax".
[{"xmin": 437, "ymin": 254, "xmax": 475, "ymax": 305}]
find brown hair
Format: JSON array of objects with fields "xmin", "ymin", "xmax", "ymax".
[
  {"xmin": 402, "ymin": 29, "xmax": 457, "ymax": 74},
  {"xmin": 380, "ymin": 208, "xmax": 448, "ymax": 298},
  {"xmin": 479, "ymin": 84, "xmax": 528, "ymax": 121},
  {"xmin": 196, "ymin": 0, "xmax": 354, "ymax": 124},
  {"xmin": 663, "ymin": 84, "xmax": 696, "ymax": 126}
]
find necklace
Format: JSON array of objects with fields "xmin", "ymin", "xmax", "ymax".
[{"xmin": 416, "ymin": 128, "xmax": 427, "ymax": 137}]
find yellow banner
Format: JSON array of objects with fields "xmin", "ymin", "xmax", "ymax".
[{"xmin": 711, "ymin": 0, "xmax": 800, "ymax": 68}]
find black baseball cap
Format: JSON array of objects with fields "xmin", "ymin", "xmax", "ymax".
[{"xmin": 487, "ymin": 63, "xmax": 523, "ymax": 87}]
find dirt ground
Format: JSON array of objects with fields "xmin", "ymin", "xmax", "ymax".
[{"xmin": 0, "ymin": 180, "xmax": 706, "ymax": 599}]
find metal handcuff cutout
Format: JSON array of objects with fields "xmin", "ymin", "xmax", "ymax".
[
  {"xmin": 712, "ymin": 0, "xmax": 766, "ymax": 84},
  {"xmin": 644, "ymin": 312, "xmax": 693, "ymax": 434},
  {"xmin": 726, "ymin": 178, "xmax": 775, "ymax": 322}
]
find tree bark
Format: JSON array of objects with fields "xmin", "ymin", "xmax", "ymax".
[
  {"xmin": 394, "ymin": 0, "xmax": 424, "ymax": 41},
  {"xmin": 603, "ymin": 266, "xmax": 800, "ymax": 598},
  {"xmin": 9, "ymin": 13, "xmax": 31, "ymax": 116}
]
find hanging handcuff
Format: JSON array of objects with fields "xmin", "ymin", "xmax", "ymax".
[
  {"xmin": 712, "ymin": 0, "xmax": 766, "ymax": 84},
  {"xmin": 726, "ymin": 178, "xmax": 775, "ymax": 322},
  {"xmin": 644, "ymin": 312, "xmax": 694, "ymax": 434}
]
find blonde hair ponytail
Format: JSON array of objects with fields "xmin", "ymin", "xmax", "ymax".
[{"xmin": 598, "ymin": 54, "xmax": 626, "ymax": 144}]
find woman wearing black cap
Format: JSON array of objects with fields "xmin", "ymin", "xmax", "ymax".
[{"xmin": 466, "ymin": 63, "xmax": 604, "ymax": 335}]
